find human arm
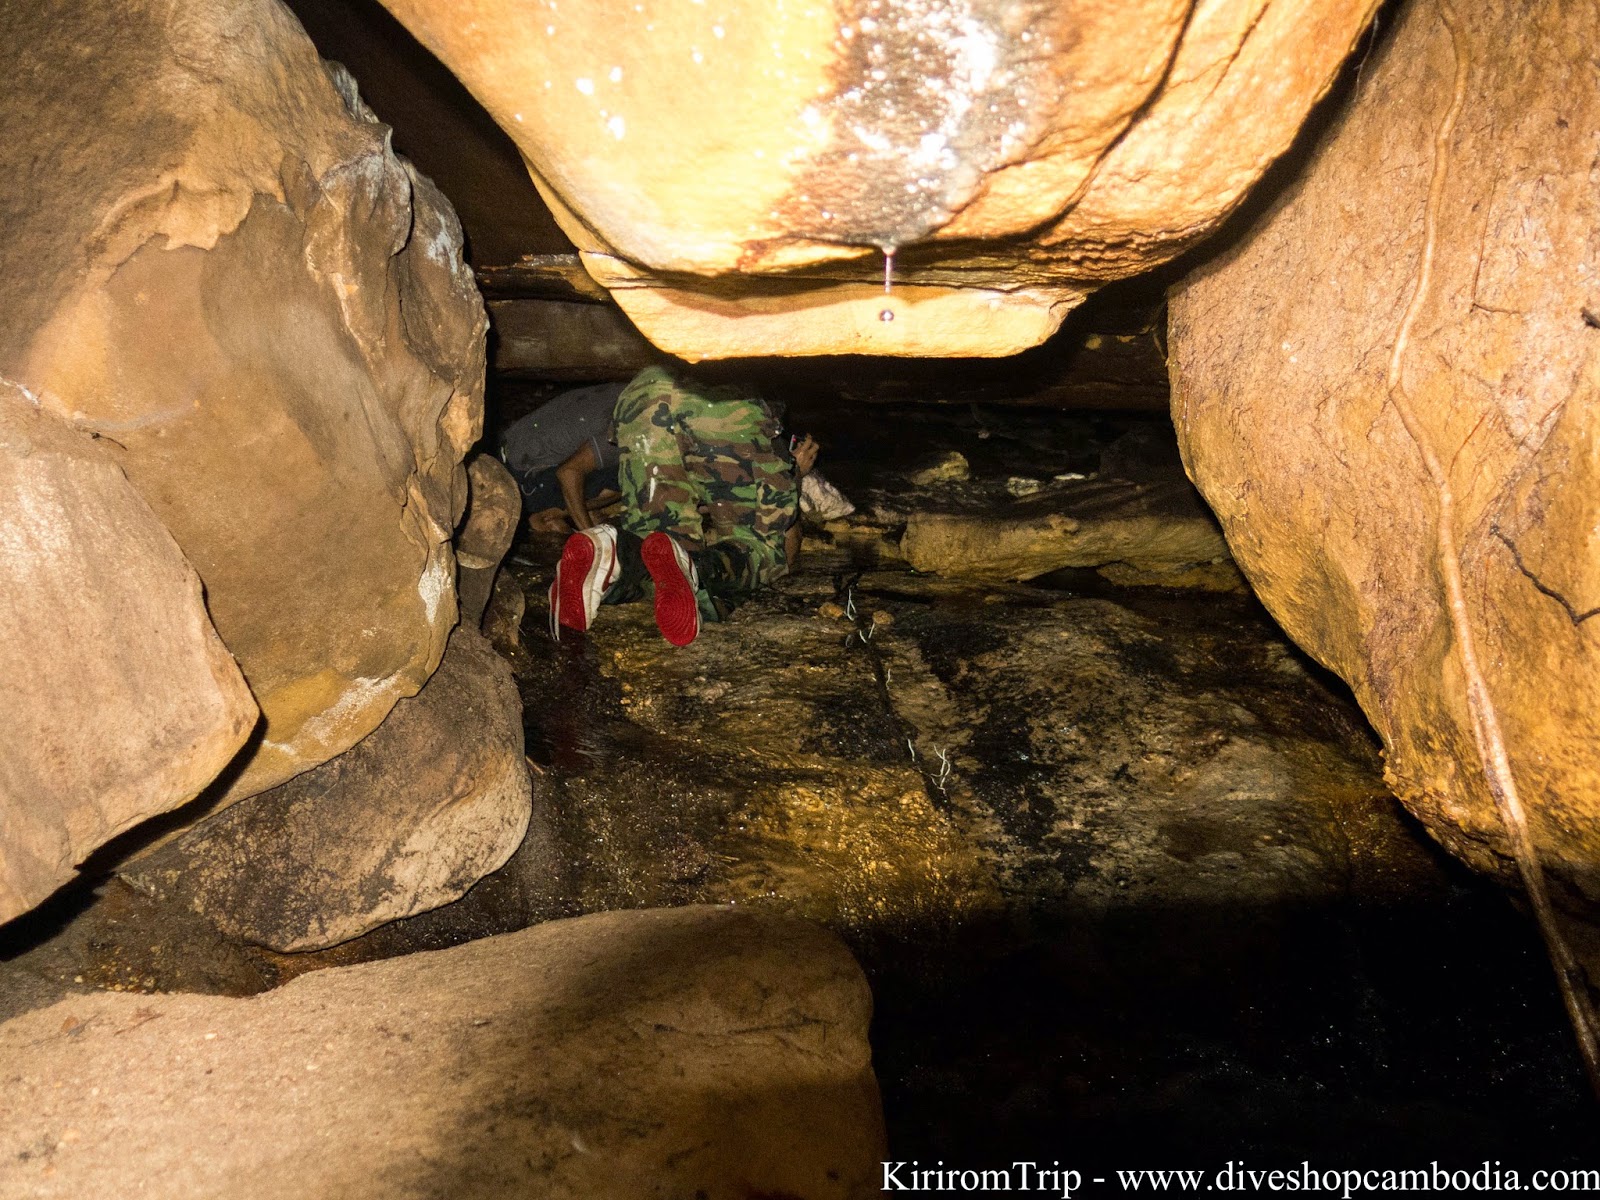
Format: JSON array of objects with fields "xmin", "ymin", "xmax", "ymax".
[{"xmin": 555, "ymin": 441, "xmax": 601, "ymax": 530}]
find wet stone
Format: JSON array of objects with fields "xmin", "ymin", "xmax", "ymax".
[
  {"xmin": 0, "ymin": 406, "xmax": 1589, "ymax": 1163},
  {"xmin": 787, "ymin": 404, "xmax": 1244, "ymax": 588},
  {"xmin": 508, "ymin": 556, "xmax": 1428, "ymax": 958}
]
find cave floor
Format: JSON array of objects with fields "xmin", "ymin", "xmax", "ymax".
[
  {"xmin": 493, "ymin": 554, "xmax": 1594, "ymax": 1164},
  {"xmin": 1, "ymin": 399, "xmax": 1592, "ymax": 1166}
]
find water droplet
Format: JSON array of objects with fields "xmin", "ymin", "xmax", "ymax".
[
  {"xmin": 879, "ymin": 309, "xmax": 895, "ymax": 322},
  {"xmin": 882, "ymin": 245, "xmax": 896, "ymax": 295}
]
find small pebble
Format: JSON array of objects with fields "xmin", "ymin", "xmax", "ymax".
[
  {"xmin": 817, "ymin": 601, "xmax": 846, "ymax": 619},
  {"xmin": 870, "ymin": 609, "xmax": 894, "ymax": 628}
]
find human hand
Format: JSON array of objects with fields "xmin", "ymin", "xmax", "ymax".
[
  {"xmin": 527, "ymin": 508, "xmax": 569, "ymax": 535},
  {"xmin": 792, "ymin": 434, "xmax": 820, "ymax": 477}
]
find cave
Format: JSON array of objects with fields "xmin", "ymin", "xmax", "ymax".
[{"xmin": 2, "ymin": 0, "xmax": 1598, "ymax": 1193}]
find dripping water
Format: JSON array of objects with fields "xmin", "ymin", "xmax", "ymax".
[{"xmin": 880, "ymin": 243, "xmax": 896, "ymax": 322}]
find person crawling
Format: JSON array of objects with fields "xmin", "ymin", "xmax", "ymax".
[
  {"xmin": 546, "ymin": 364, "xmax": 818, "ymax": 648},
  {"xmin": 497, "ymin": 380, "xmax": 626, "ymax": 535}
]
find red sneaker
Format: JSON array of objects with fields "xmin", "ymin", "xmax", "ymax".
[
  {"xmin": 641, "ymin": 531, "xmax": 701, "ymax": 647},
  {"xmin": 549, "ymin": 525, "xmax": 619, "ymax": 640}
]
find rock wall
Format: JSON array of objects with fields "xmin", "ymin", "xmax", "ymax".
[
  {"xmin": 377, "ymin": 0, "xmax": 1379, "ymax": 357},
  {"xmin": 1169, "ymin": 0, "xmax": 1600, "ymax": 910},
  {"xmin": 0, "ymin": 0, "xmax": 489, "ymax": 918},
  {"xmin": 0, "ymin": 387, "xmax": 258, "ymax": 923}
]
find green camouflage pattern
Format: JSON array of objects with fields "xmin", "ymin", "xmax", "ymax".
[{"xmin": 612, "ymin": 366, "xmax": 797, "ymax": 601}]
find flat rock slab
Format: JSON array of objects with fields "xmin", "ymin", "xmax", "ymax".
[
  {"xmin": 482, "ymin": 553, "xmax": 1442, "ymax": 976},
  {"xmin": 0, "ymin": 905, "xmax": 882, "ymax": 1199},
  {"xmin": 785, "ymin": 410, "xmax": 1242, "ymax": 589},
  {"xmin": 900, "ymin": 478, "xmax": 1231, "ymax": 584}
]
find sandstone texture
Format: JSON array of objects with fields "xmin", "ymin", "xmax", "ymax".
[
  {"xmin": 455, "ymin": 453, "xmax": 522, "ymax": 627},
  {"xmin": 901, "ymin": 478, "xmax": 1231, "ymax": 584},
  {"xmin": 4, "ymin": 402, "xmax": 1578, "ymax": 1155},
  {"xmin": 121, "ymin": 628, "xmax": 532, "ymax": 952},
  {"xmin": 0, "ymin": 906, "xmax": 883, "ymax": 1199},
  {"xmin": 1169, "ymin": 0, "xmax": 1600, "ymax": 905},
  {"xmin": 788, "ymin": 413, "xmax": 1238, "ymax": 587},
  {"xmin": 378, "ymin": 0, "xmax": 1378, "ymax": 357},
  {"xmin": 0, "ymin": 387, "xmax": 257, "ymax": 924},
  {"xmin": 1, "ymin": 0, "xmax": 488, "ymax": 818},
  {"xmin": 509, "ymin": 558, "xmax": 1415, "ymax": 943},
  {"xmin": 450, "ymin": 407, "xmax": 1422, "ymax": 954}
]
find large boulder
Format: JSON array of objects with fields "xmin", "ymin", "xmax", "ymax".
[
  {"xmin": 121, "ymin": 627, "xmax": 532, "ymax": 952},
  {"xmin": 0, "ymin": 906, "xmax": 883, "ymax": 1199},
  {"xmin": 0, "ymin": 388, "xmax": 257, "ymax": 924},
  {"xmin": 1169, "ymin": 0, "xmax": 1600, "ymax": 907},
  {"xmin": 1, "ymin": 0, "xmax": 488, "ymax": 813},
  {"xmin": 378, "ymin": 0, "xmax": 1379, "ymax": 357}
]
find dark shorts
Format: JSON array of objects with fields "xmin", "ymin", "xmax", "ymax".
[{"xmin": 514, "ymin": 462, "xmax": 620, "ymax": 514}]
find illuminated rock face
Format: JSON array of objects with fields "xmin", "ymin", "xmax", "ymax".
[
  {"xmin": 377, "ymin": 0, "xmax": 1379, "ymax": 358},
  {"xmin": 0, "ymin": 387, "xmax": 258, "ymax": 924},
  {"xmin": 0, "ymin": 0, "xmax": 488, "ymax": 907},
  {"xmin": 0, "ymin": 907, "xmax": 884, "ymax": 1199},
  {"xmin": 1170, "ymin": 0, "xmax": 1600, "ymax": 903}
]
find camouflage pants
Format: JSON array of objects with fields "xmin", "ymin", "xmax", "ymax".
[{"xmin": 610, "ymin": 366, "xmax": 797, "ymax": 607}]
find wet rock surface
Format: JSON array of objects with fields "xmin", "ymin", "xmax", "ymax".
[
  {"xmin": 500, "ymin": 559, "xmax": 1590, "ymax": 1159},
  {"xmin": 0, "ymin": 406, "xmax": 1590, "ymax": 1164},
  {"xmin": 0, "ymin": 906, "xmax": 881, "ymax": 1200},
  {"xmin": 119, "ymin": 628, "xmax": 532, "ymax": 953}
]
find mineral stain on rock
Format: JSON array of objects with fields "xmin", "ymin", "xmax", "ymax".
[{"xmin": 779, "ymin": 0, "xmax": 1051, "ymax": 247}]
